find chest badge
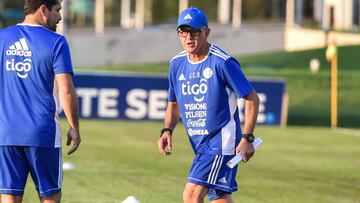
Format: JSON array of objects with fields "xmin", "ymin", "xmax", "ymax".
[{"xmin": 203, "ymin": 67, "xmax": 213, "ymax": 79}]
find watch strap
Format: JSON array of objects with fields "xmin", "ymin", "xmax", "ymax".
[
  {"xmin": 160, "ymin": 128, "xmax": 173, "ymax": 137},
  {"xmin": 242, "ymin": 133, "xmax": 255, "ymax": 142}
]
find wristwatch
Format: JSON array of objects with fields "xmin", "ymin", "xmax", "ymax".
[
  {"xmin": 242, "ymin": 133, "xmax": 255, "ymax": 143},
  {"xmin": 160, "ymin": 128, "xmax": 173, "ymax": 137}
]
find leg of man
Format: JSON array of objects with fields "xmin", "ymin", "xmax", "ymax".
[
  {"xmin": 186, "ymin": 154, "xmax": 239, "ymax": 203},
  {"xmin": 0, "ymin": 146, "xmax": 29, "ymax": 203},
  {"xmin": 183, "ymin": 183, "xmax": 235, "ymax": 203},
  {"xmin": 40, "ymin": 192, "xmax": 61, "ymax": 203},
  {"xmin": 210, "ymin": 194, "xmax": 234, "ymax": 203},
  {"xmin": 25, "ymin": 147, "xmax": 62, "ymax": 202},
  {"xmin": 183, "ymin": 182, "xmax": 208, "ymax": 203},
  {"xmin": 1, "ymin": 194, "xmax": 23, "ymax": 203}
]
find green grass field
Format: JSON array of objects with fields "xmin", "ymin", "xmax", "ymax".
[{"xmin": 21, "ymin": 120, "xmax": 360, "ymax": 203}]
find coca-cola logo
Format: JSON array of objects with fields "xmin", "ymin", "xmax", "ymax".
[{"xmin": 186, "ymin": 118, "xmax": 206, "ymax": 127}]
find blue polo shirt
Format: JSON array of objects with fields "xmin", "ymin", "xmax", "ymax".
[
  {"xmin": 0, "ymin": 24, "xmax": 73, "ymax": 147},
  {"xmin": 168, "ymin": 44, "xmax": 253, "ymax": 155}
]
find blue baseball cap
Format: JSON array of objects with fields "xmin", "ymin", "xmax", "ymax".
[{"xmin": 177, "ymin": 7, "xmax": 208, "ymax": 30}]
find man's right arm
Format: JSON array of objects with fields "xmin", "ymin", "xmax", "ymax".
[
  {"xmin": 157, "ymin": 101, "xmax": 180, "ymax": 155},
  {"xmin": 55, "ymin": 73, "xmax": 81, "ymax": 155},
  {"xmin": 164, "ymin": 101, "xmax": 180, "ymax": 132}
]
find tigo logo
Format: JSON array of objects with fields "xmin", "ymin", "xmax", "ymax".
[
  {"xmin": 184, "ymin": 14, "xmax": 192, "ymax": 20},
  {"xmin": 6, "ymin": 38, "xmax": 32, "ymax": 57},
  {"xmin": 6, "ymin": 58, "xmax": 32, "ymax": 79},
  {"xmin": 181, "ymin": 78, "xmax": 208, "ymax": 102}
]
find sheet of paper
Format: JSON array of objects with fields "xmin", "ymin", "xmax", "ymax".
[{"xmin": 226, "ymin": 137, "xmax": 263, "ymax": 169}]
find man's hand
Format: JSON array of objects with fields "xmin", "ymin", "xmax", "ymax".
[
  {"xmin": 157, "ymin": 132, "xmax": 172, "ymax": 156},
  {"xmin": 67, "ymin": 128, "xmax": 81, "ymax": 155},
  {"xmin": 236, "ymin": 138, "xmax": 255, "ymax": 162}
]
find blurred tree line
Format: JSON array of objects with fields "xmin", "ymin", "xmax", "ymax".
[
  {"xmin": 0, "ymin": 0, "xmax": 291, "ymax": 28},
  {"xmin": 151, "ymin": 0, "xmax": 287, "ymax": 24}
]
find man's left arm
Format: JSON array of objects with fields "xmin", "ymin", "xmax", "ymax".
[
  {"xmin": 55, "ymin": 73, "xmax": 81, "ymax": 155},
  {"xmin": 243, "ymin": 90, "xmax": 259, "ymax": 134},
  {"xmin": 220, "ymin": 58, "xmax": 260, "ymax": 161},
  {"xmin": 236, "ymin": 90, "xmax": 260, "ymax": 161}
]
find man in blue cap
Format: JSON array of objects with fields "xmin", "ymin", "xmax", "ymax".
[{"xmin": 157, "ymin": 7, "xmax": 260, "ymax": 203}]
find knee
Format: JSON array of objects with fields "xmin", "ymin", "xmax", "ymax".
[
  {"xmin": 1, "ymin": 194, "xmax": 23, "ymax": 203},
  {"xmin": 183, "ymin": 187, "xmax": 203, "ymax": 203},
  {"xmin": 40, "ymin": 192, "xmax": 61, "ymax": 203}
]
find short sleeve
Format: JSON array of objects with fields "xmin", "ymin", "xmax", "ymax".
[
  {"xmin": 53, "ymin": 36, "xmax": 73, "ymax": 75},
  {"xmin": 167, "ymin": 63, "xmax": 177, "ymax": 102},
  {"xmin": 220, "ymin": 57, "xmax": 254, "ymax": 98}
]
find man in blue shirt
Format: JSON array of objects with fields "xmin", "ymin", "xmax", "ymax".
[
  {"xmin": 0, "ymin": 0, "xmax": 81, "ymax": 202},
  {"xmin": 157, "ymin": 7, "xmax": 260, "ymax": 203}
]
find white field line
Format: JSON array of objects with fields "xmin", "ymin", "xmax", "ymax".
[{"xmin": 334, "ymin": 128, "xmax": 360, "ymax": 138}]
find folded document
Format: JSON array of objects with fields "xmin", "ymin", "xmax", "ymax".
[{"xmin": 226, "ymin": 137, "xmax": 263, "ymax": 169}]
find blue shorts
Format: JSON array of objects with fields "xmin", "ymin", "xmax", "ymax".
[
  {"xmin": 187, "ymin": 153, "xmax": 238, "ymax": 201},
  {"xmin": 0, "ymin": 146, "xmax": 62, "ymax": 197}
]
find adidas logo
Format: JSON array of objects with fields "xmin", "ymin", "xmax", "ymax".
[
  {"xmin": 184, "ymin": 13, "xmax": 192, "ymax": 20},
  {"xmin": 178, "ymin": 74, "xmax": 186, "ymax": 81},
  {"xmin": 218, "ymin": 177, "xmax": 227, "ymax": 184},
  {"xmin": 6, "ymin": 38, "xmax": 32, "ymax": 57}
]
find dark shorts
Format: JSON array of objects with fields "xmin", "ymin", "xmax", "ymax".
[
  {"xmin": 187, "ymin": 153, "xmax": 238, "ymax": 201},
  {"xmin": 0, "ymin": 146, "xmax": 62, "ymax": 197}
]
